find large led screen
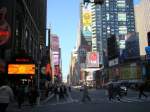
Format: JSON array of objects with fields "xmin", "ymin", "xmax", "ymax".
[{"xmin": 8, "ymin": 64, "xmax": 35, "ymax": 75}]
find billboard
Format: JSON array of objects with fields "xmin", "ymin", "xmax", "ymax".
[
  {"xmin": 8, "ymin": 64, "xmax": 35, "ymax": 75},
  {"xmin": 86, "ymin": 52, "xmax": 99, "ymax": 68},
  {"xmin": 53, "ymin": 54, "xmax": 59, "ymax": 65},
  {"xmin": 82, "ymin": 3, "xmax": 92, "ymax": 37},
  {"xmin": 145, "ymin": 46, "xmax": 150, "ymax": 60},
  {"xmin": 54, "ymin": 65, "xmax": 60, "ymax": 76},
  {"xmin": 0, "ymin": 0, "xmax": 13, "ymax": 48},
  {"xmin": 51, "ymin": 35, "xmax": 59, "ymax": 51},
  {"xmin": 124, "ymin": 33, "xmax": 140, "ymax": 59}
]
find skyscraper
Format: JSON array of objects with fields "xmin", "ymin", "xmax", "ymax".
[
  {"xmin": 92, "ymin": 0, "xmax": 136, "ymax": 63},
  {"xmin": 102, "ymin": 0, "xmax": 135, "ymax": 46}
]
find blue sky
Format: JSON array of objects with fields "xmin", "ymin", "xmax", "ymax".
[{"xmin": 47, "ymin": 0, "xmax": 140, "ymax": 80}]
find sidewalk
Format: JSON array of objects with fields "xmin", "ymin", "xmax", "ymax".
[
  {"xmin": 6, "ymin": 90, "xmax": 46, "ymax": 112},
  {"xmin": 7, "ymin": 101, "xmax": 33, "ymax": 112}
]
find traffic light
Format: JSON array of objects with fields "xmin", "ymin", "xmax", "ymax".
[{"xmin": 147, "ymin": 32, "xmax": 150, "ymax": 46}]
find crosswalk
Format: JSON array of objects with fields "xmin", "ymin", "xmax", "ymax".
[
  {"xmin": 44, "ymin": 97, "xmax": 150, "ymax": 106},
  {"xmin": 101, "ymin": 97, "xmax": 150, "ymax": 103}
]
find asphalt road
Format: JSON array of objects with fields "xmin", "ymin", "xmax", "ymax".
[{"xmin": 32, "ymin": 88, "xmax": 150, "ymax": 112}]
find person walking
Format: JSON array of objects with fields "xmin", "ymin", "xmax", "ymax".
[
  {"xmin": 107, "ymin": 83, "xmax": 114, "ymax": 101},
  {"xmin": 54, "ymin": 85, "xmax": 60, "ymax": 103},
  {"xmin": 16, "ymin": 85, "xmax": 25, "ymax": 109},
  {"xmin": 81, "ymin": 84, "xmax": 91, "ymax": 102},
  {"xmin": 138, "ymin": 83, "xmax": 148, "ymax": 99},
  {"xmin": 0, "ymin": 80, "xmax": 14, "ymax": 112},
  {"xmin": 28, "ymin": 86, "xmax": 39, "ymax": 107}
]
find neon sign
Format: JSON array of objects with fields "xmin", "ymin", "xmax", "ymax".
[
  {"xmin": 8, "ymin": 64, "xmax": 35, "ymax": 75},
  {"xmin": 0, "ymin": 7, "xmax": 11, "ymax": 46}
]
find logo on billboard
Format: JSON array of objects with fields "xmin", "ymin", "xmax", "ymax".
[
  {"xmin": 86, "ymin": 52, "xmax": 99, "ymax": 68},
  {"xmin": 0, "ymin": 7, "xmax": 11, "ymax": 46}
]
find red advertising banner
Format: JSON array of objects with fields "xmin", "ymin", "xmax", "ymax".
[
  {"xmin": 51, "ymin": 35, "xmax": 59, "ymax": 51},
  {"xmin": 86, "ymin": 52, "xmax": 99, "ymax": 68},
  {"xmin": 46, "ymin": 64, "xmax": 52, "ymax": 76},
  {"xmin": 54, "ymin": 65, "xmax": 60, "ymax": 76}
]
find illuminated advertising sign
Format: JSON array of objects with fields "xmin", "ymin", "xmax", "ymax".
[
  {"xmin": 46, "ymin": 64, "xmax": 52, "ymax": 76},
  {"xmin": 145, "ymin": 46, "xmax": 150, "ymax": 60},
  {"xmin": 0, "ymin": 7, "xmax": 11, "ymax": 46},
  {"xmin": 54, "ymin": 65, "xmax": 60, "ymax": 76},
  {"xmin": 8, "ymin": 64, "xmax": 35, "ymax": 75},
  {"xmin": 82, "ymin": 3, "xmax": 92, "ymax": 37},
  {"xmin": 53, "ymin": 54, "xmax": 59, "ymax": 65},
  {"xmin": 51, "ymin": 35, "xmax": 59, "ymax": 51},
  {"xmin": 86, "ymin": 52, "xmax": 99, "ymax": 68}
]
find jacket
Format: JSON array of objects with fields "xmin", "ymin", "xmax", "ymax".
[{"xmin": 0, "ymin": 85, "xmax": 14, "ymax": 103}]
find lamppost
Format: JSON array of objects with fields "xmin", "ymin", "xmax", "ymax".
[{"xmin": 36, "ymin": 28, "xmax": 51, "ymax": 105}]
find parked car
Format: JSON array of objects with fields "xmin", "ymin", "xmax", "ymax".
[
  {"xmin": 105, "ymin": 81, "xmax": 128, "ymax": 96},
  {"xmin": 79, "ymin": 85, "xmax": 84, "ymax": 91},
  {"xmin": 120, "ymin": 86, "xmax": 128, "ymax": 96}
]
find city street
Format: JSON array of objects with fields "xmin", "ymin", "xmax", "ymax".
[{"xmin": 32, "ymin": 88, "xmax": 150, "ymax": 112}]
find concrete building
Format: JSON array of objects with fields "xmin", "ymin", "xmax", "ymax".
[{"xmin": 134, "ymin": 0, "xmax": 150, "ymax": 56}]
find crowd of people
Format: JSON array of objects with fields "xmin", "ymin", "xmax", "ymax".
[
  {"xmin": 0, "ymin": 79, "xmax": 149, "ymax": 112},
  {"xmin": 0, "ymin": 80, "xmax": 39, "ymax": 112},
  {"xmin": 44, "ymin": 83, "xmax": 72, "ymax": 103}
]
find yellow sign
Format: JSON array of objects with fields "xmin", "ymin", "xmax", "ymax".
[
  {"xmin": 83, "ymin": 12, "xmax": 92, "ymax": 27},
  {"xmin": 8, "ymin": 64, "xmax": 35, "ymax": 75}
]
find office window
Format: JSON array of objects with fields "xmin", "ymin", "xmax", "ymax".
[
  {"xmin": 117, "ymin": 0, "xmax": 126, "ymax": 8},
  {"xmin": 118, "ymin": 13, "xmax": 126, "ymax": 21},
  {"xmin": 119, "ymin": 26, "xmax": 127, "ymax": 34}
]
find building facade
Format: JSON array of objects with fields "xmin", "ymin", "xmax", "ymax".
[
  {"xmin": 0, "ymin": 0, "xmax": 47, "ymax": 84},
  {"xmin": 134, "ymin": 0, "xmax": 150, "ymax": 56}
]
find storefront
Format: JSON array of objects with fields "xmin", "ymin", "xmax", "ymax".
[{"xmin": 7, "ymin": 51, "xmax": 35, "ymax": 86}]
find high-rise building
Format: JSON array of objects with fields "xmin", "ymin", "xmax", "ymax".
[
  {"xmin": 79, "ymin": 2, "xmax": 92, "ymax": 66},
  {"xmin": 134, "ymin": 0, "xmax": 150, "ymax": 56},
  {"xmin": 101, "ymin": 0, "xmax": 135, "ymax": 46},
  {"xmin": 91, "ymin": 0, "xmax": 136, "ymax": 64}
]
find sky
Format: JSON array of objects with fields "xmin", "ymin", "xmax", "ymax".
[{"xmin": 47, "ymin": 0, "xmax": 140, "ymax": 80}]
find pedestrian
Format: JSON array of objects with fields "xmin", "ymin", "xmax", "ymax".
[
  {"xmin": 138, "ymin": 83, "xmax": 148, "ymax": 99},
  {"xmin": 59, "ymin": 85, "xmax": 64, "ymax": 100},
  {"xmin": 68, "ymin": 86, "xmax": 71, "ymax": 92},
  {"xmin": 54, "ymin": 85, "xmax": 60, "ymax": 103},
  {"xmin": 28, "ymin": 86, "xmax": 39, "ymax": 106},
  {"xmin": 0, "ymin": 80, "xmax": 14, "ymax": 112},
  {"xmin": 15, "ymin": 85, "xmax": 25, "ymax": 109},
  {"xmin": 107, "ymin": 83, "xmax": 113, "ymax": 101},
  {"xmin": 81, "ymin": 84, "xmax": 91, "ymax": 102}
]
